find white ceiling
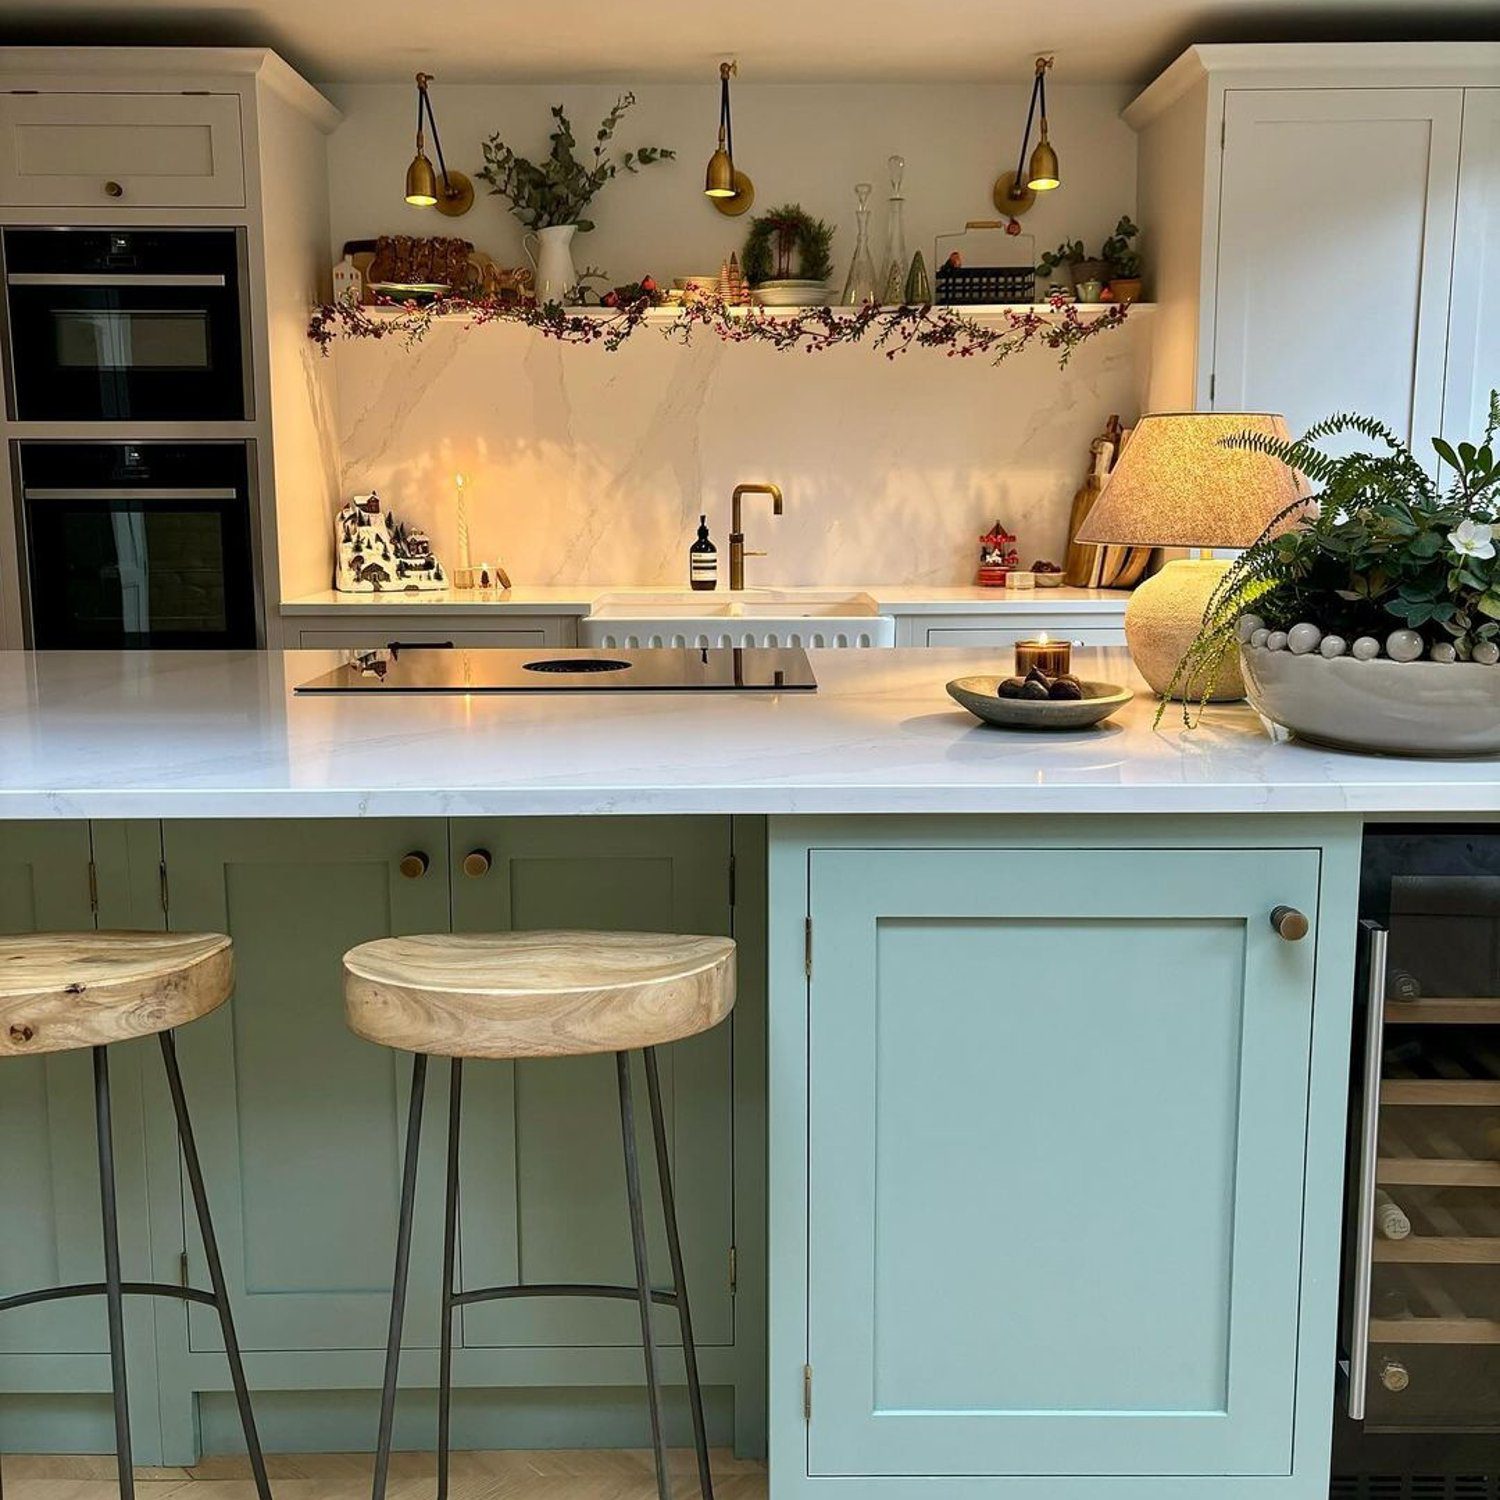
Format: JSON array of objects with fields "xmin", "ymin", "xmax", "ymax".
[{"xmin": 1, "ymin": 0, "xmax": 1496, "ymax": 84}]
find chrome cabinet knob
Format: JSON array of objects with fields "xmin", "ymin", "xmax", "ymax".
[
  {"xmin": 399, "ymin": 851, "xmax": 429, "ymax": 879},
  {"xmin": 462, "ymin": 849, "xmax": 492, "ymax": 878},
  {"xmin": 104, "ymin": 180, "xmax": 124, "ymax": 198},
  {"xmin": 1270, "ymin": 905, "xmax": 1309, "ymax": 941}
]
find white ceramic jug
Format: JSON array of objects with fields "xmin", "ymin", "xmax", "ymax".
[{"xmin": 524, "ymin": 224, "xmax": 580, "ymax": 305}]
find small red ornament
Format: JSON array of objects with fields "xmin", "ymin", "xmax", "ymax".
[
  {"xmin": 1004, "ymin": 217, "xmax": 1022, "ymax": 236},
  {"xmin": 640, "ymin": 275, "xmax": 657, "ymax": 292}
]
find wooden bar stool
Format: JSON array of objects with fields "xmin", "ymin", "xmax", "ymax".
[
  {"xmin": 0, "ymin": 932, "xmax": 270, "ymax": 1500},
  {"xmin": 343, "ymin": 929, "xmax": 737, "ymax": 1500}
]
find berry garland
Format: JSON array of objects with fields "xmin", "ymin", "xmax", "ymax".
[{"xmin": 306, "ymin": 290, "xmax": 1128, "ymax": 369}]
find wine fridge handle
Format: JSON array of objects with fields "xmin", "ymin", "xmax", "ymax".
[{"xmin": 1347, "ymin": 918, "xmax": 1388, "ymax": 1421}]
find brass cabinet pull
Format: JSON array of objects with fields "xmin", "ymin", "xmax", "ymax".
[
  {"xmin": 1270, "ymin": 905, "xmax": 1309, "ymax": 941},
  {"xmin": 104, "ymin": 180, "xmax": 124, "ymax": 198},
  {"xmin": 462, "ymin": 849, "xmax": 492, "ymax": 878},
  {"xmin": 399, "ymin": 851, "xmax": 429, "ymax": 879}
]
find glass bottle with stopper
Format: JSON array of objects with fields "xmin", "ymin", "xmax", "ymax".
[
  {"xmin": 880, "ymin": 155, "xmax": 908, "ymax": 305},
  {"xmin": 841, "ymin": 182, "xmax": 880, "ymax": 306}
]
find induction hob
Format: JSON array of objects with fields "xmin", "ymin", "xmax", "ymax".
[{"xmin": 294, "ymin": 645, "xmax": 818, "ymax": 694}]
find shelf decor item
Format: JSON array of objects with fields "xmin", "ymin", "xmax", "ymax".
[
  {"xmin": 451, "ymin": 472, "xmax": 477, "ymax": 589},
  {"xmin": 1075, "ymin": 411, "xmax": 1309, "ymax": 700},
  {"xmin": 334, "ymin": 493, "xmax": 446, "ymax": 594},
  {"xmin": 841, "ymin": 183, "xmax": 880, "ymax": 306},
  {"xmin": 403, "ymin": 73, "xmax": 474, "ymax": 217},
  {"xmin": 478, "ymin": 95, "xmax": 673, "ymax": 304},
  {"xmin": 976, "ymin": 520, "xmax": 1019, "ymax": 585},
  {"xmin": 743, "ymin": 203, "xmax": 835, "ymax": 306},
  {"xmin": 880, "ymin": 155, "xmax": 909, "ymax": 304},
  {"xmin": 1036, "ymin": 218, "xmax": 1139, "ymax": 298},
  {"xmin": 934, "ymin": 221, "xmax": 1036, "ymax": 306},
  {"xmin": 993, "ymin": 55, "xmax": 1061, "ymax": 217},
  {"xmin": 703, "ymin": 60, "xmax": 754, "ymax": 216},
  {"xmin": 1169, "ymin": 393, "xmax": 1500, "ymax": 755}
]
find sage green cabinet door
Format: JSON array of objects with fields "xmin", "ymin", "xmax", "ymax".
[
  {"xmin": 162, "ymin": 820, "xmax": 451, "ymax": 1353},
  {"xmin": 450, "ymin": 817, "xmax": 735, "ymax": 1352},
  {"xmin": 806, "ymin": 847, "xmax": 1319, "ymax": 1480},
  {"xmin": 0, "ymin": 823, "xmax": 106, "ymax": 1358}
]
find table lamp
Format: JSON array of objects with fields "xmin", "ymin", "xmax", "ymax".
[{"xmin": 1075, "ymin": 412, "xmax": 1307, "ymax": 699}]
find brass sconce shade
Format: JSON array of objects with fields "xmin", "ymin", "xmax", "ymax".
[
  {"xmin": 993, "ymin": 55, "xmax": 1060, "ymax": 216},
  {"xmin": 405, "ymin": 72, "xmax": 473, "ymax": 217},
  {"xmin": 705, "ymin": 60, "xmax": 754, "ymax": 216}
]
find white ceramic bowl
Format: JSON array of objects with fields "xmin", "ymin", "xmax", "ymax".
[{"xmin": 1240, "ymin": 643, "xmax": 1500, "ymax": 756}]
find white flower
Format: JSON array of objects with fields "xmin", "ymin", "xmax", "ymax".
[{"xmin": 1449, "ymin": 519, "xmax": 1497, "ymax": 560}]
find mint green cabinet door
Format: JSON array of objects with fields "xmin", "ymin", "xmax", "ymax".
[
  {"xmin": 0, "ymin": 823, "xmax": 110, "ymax": 1358},
  {"xmin": 806, "ymin": 847, "xmax": 1319, "ymax": 1479},
  {"xmin": 450, "ymin": 817, "xmax": 735, "ymax": 1353},
  {"xmin": 162, "ymin": 819, "xmax": 451, "ymax": 1353}
]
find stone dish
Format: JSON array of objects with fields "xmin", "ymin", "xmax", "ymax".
[
  {"xmin": 1241, "ymin": 644, "xmax": 1500, "ymax": 757},
  {"xmin": 946, "ymin": 677, "xmax": 1132, "ymax": 730}
]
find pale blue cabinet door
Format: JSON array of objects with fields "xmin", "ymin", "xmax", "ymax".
[
  {"xmin": 162, "ymin": 819, "xmax": 452, "ymax": 1353},
  {"xmin": 0, "ymin": 823, "xmax": 109, "ymax": 1358},
  {"xmin": 807, "ymin": 847, "xmax": 1319, "ymax": 1479},
  {"xmin": 450, "ymin": 816, "xmax": 735, "ymax": 1353}
]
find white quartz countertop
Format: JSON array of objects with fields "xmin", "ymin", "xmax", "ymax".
[
  {"xmin": 4, "ymin": 647, "xmax": 1500, "ymax": 819},
  {"xmin": 279, "ymin": 585, "xmax": 1128, "ymax": 617}
]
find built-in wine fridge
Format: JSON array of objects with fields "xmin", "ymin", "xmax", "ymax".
[{"xmin": 1336, "ymin": 827, "xmax": 1500, "ymax": 1499}]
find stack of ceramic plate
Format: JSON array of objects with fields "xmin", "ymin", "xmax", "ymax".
[{"xmin": 754, "ymin": 280, "xmax": 833, "ymax": 307}]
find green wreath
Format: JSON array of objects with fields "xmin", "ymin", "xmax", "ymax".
[{"xmin": 742, "ymin": 203, "xmax": 835, "ymax": 285}]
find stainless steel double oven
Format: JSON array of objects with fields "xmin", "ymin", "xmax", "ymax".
[{"xmin": 3, "ymin": 225, "xmax": 263, "ymax": 648}]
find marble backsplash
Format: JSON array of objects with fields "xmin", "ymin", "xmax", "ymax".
[{"xmin": 328, "ymin": 314, "xmax": 1151, "ymax": 589}]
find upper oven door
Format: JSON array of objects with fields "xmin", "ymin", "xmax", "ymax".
[{"xmin": 3, "ymin": 227, "xmax": 251, "ymax": 422}]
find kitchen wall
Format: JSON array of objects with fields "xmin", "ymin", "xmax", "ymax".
[{"xmin": 318, "ymin": 81, "xmax": 1147, "ymax": 588}]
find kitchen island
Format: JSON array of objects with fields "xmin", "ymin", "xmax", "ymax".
[{"xmin": 1, "ymin": 646, "xmax": 1476, "ymax": 1496}]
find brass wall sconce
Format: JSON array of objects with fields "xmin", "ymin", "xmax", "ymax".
[
  {"xmin": 704, "ymin": 60, "xmax": 754, "ymax": 217},
  {"xmin": 405, "ymin": 71, "xmax": 474, "ymax": 217},
  {"xmin": 992, "ymin": 55, "xmax": 1061, "ymax": 217}
]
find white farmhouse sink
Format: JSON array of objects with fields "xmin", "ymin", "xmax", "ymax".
[{"xmin": 582, "ymin": 590, "xmax": 895, "ymax": 648}]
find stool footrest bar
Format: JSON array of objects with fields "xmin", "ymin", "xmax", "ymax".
[
  {"xmin": 0, "ymin": 1280, "xmax": 218, "ymax": 1315},
  {"xmin": 452, "ymin": 1281, "xmax": 680, "ymax": 1309}
]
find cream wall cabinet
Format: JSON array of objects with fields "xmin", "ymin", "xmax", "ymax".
[
  {"xmin": 0, "ymin": 91, "xmax": 245, "ymax": 208},
  {"xmin": 1129, "ymin": 44, "xmax": 1500, "ymax": 447}
]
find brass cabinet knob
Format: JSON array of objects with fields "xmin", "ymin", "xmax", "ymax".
[
  {"xmin": 462, "ymin": 849, "xmax": 492, "ymax": 878},
  {"xmin": 1270, "ymin": 905, "xmax": 1309, "ymax": 941},
  {"xmin": 399, "ymin": 851, "xmax": 429, "ymax": 879},
  {"xmin": 104, "ymin": 180, "xmax": 124, "ymax": 198},
  {"xmin": 1378, "ymin": 1356, "xmax": 1409, "ymax": 1393}
]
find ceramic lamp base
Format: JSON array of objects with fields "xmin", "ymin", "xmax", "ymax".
[{"xmin": 1125, "ymin": 557, "xmax": 1244, "ymax": 701}]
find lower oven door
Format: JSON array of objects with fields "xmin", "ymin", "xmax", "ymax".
[{"xmin": 18, "ymin": 441, "xmax": 260, "ymax": 649}]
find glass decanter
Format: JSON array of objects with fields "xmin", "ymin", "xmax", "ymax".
[
  {"xmin": 841, "ymin": 182, "xmax": 880, "ymax": 306},
  {"xmin": 880, "ymin": 155, "xmax": 908, "ymax": 305}
]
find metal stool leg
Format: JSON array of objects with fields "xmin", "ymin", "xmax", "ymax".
[
  {"xmin": 436, "ymin": 1058, "xmax": 463, "ymax": 1500},
  {"xmin": 93, "ymin": 1045, "xmax": 134, "ymax": 1500},
  {"xmin": 158, "ymin": 1031, "xmax": 272, "ymax": 1500},
  {"xmin": 644, "ymin": 1048, "xmax": 714, "ymax": 1500},
  {"xmin": 371, "ymin": 1052, "xmax": 428, "ymax": 1500},
  {"xmin": 617, "ymin": 1051, "xmax": 671, "ymax": 1500}
]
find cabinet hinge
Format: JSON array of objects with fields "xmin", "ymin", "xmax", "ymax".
[
  {"xmin": 87, "ymin": 860, "xmax": 99, "ymax": 916},
  {"xmin": 158, "ymin": 860, "xmax": 169, "ymax": 916},
  {"xmin": 178, "ymin": 1250, "xmax": 190, "ymax": 1287},
  {"xmin": 728, "ymin": 852, "xmax": 737, "ymax": 908},
  {"xmin": 803, "ymin": 1364, "xmax": 813, "ymax": 1422},
  {"xmin": 1220, "ymin": 115, "xmax": 1226, "ymax": 148},
  {"xmin": 728, "ymin": 1244, "xmax": 738, "ymax": 1296},
  {"xmin": 1208, "ymin": 372, "xmax": 1216, "ymax": 403},
  {"xmin": 804, "ymin": 917, "xmax": 813, "ymax": 977}
]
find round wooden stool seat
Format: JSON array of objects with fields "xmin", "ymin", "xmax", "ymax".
[
  {"xmin": 0, "ymin": 931, "xmax": 233, "ymax": 1058},
  {"xmin": 343, "ymin": 930, "xmax": 736, "ymax": 1059}
]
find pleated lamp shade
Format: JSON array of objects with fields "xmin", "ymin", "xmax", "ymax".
[{"xmin": 1076, "ymin": 412, "xmax": 1309, "ymax": 550}]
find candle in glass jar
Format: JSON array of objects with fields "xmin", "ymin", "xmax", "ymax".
[{"xmin": 1014, "ymin": 636, "xmax": 1071, "ymax": 678}]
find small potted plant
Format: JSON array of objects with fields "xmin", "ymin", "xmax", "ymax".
[
  {"xmin": 478, "ymin": 94, "xmax": 673, "ymax": 304},
  {"xmin": 1169, "ymin": 393, "xmax": 1500, "ymax": 756},
  {"xmin": 1101, "ymin": 216, "xmax": 1142, "ymax": 303},
  {"xmin": 1034, "ymin": 217, "xmax": 1139, "ymax": 302}
]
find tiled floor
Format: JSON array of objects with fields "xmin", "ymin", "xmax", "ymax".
[{"xmin": 2, "ymin": 1449, "xmax": 767, "ymax": 1500}]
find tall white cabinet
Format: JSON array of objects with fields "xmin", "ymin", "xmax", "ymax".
[{"xmin": 1128, "ymin": 44, "xmax": 1500, "ymax": 449}]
